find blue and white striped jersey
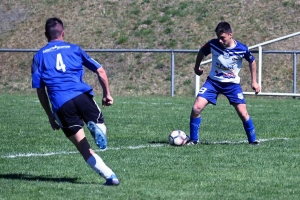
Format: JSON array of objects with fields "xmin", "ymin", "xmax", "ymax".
[
  {"xmin": 200, "ymin": 39, "xmax": 255, "ymax": 83},
  {"xmin": 32, "ymin": 40, "xmax": 101, "ymax": 113}
]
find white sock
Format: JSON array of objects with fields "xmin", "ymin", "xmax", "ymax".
[
  {"xmin": 86, "ymin": 154, "xmax": 114, "ymax": 179},
  {"xmin": 96, "ymin": 123, "xmax": 107, "ymax": 136}
]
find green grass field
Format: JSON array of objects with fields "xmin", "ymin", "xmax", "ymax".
[{"xmin": 0, "ymin": 94, "xmax": 299, "ymax": 200}]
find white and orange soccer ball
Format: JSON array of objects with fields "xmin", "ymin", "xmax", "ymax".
[{"xmin": 168, "ymin": 130, "xmax": 188, "ymax": 146}]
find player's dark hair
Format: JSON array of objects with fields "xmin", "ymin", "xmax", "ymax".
[
  {"xmin": 214, "ymin": 21, "xmax": 232, "ymax": 35},
  {"xmin": 45, "ymin": 17, "xmax": 64, "ymax": 41}
]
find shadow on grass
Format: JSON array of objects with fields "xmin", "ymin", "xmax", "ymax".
[
  {"xmin": 150, "ymin": 140, "xmax": 169, "ymax": 144},
  {"xmin": 0, "ymin": 173, "xmax": 91, "ymax": 184}
]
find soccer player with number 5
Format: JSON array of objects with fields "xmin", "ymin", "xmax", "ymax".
[
  {"xmin": 31, "ymin": 17, "xmax": 119, "ymax": 185},
  {"xmin": 187, "ymin": 21, "xmax": 260, "ymax": 146}
]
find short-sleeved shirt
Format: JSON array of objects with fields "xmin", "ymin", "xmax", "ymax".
[
  {"xmin": 200, "ymin": 39, "xmax": 255, "ymax": 84},
  {"xmin": 31, "ymin": 40, "xmax": 101, "ymax": 113}
]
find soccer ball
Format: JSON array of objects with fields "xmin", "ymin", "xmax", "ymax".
[{"xmin": 168, "ymin": 130, "xmax": 188, "ymax": 146}]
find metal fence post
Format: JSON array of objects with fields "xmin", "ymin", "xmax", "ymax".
[
  {"xmin": 171, "ymin": 51, "xmax": 175, "ymax": 97},
  {"xmin": 258, "ymin": 46, "xmax": 262, "ymax": 91},
  {"xmin": 293, "ymin": 53, "xmax": 297, "ymax": 94}
]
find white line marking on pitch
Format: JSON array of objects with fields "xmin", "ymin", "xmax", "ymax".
[
  {"xmin": 1, "ymin": 144, "xmax": 165, "ymax": 158},
  {"xmin": 202, "ymin": 137, "xmax": 290, "ymax": 145},
  {"xmin": 1, "ymin": 138, "xmax": 290, "ymax": 159},
  {"xmin": 120, "ymin": 101, "xmax": 173, "ymax": 105}
]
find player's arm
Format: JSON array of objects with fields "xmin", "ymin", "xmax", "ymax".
[
  {"xmin": 36, "ymin": 87, "xmax": 60, "ymax": 130},
  {"xmin": 96, "ymin": 67, "xmax": 113, "ymax": 107},
  {"xmin": 194, "ymin": 50, "xmax": 205, "ymax": 76},
  {"xmin": 248, "ymin": 60, "xmax": 260, "ymax": 94},
  {"xmin": 80, "ymin": 47, "xmax": 113, "ymax": 107},
  {"xmin": 195, "ymin": 43, "xmax": 210, "ymax": 76}
]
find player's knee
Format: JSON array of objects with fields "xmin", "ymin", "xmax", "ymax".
[
  {"xmin": 238, "ymin": 112, "xmax": 249, "ymax": 122},
  {"xmin": 192, "ymin": 105, "xmax": 202, "ymax": 116},
  {"xmin": 234, "ymin": 104, "xmax": 249, "ymax": 121},
  {"xmin": 242, "ymin": 114, "xmax": 250, "ymax": 122}
]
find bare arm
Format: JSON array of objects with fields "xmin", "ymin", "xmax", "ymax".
[
  {"xmin": 37, "ymin": 87, "xmax": 60, "ymax": 130},
  {"xmin": 96, "ymin": 67, "xmax": 113, "ymax": 107},
  {"xmin": 194, "ymin": 50, "xmax": 205, "ymax": 76},
  {"xmin": 248, "ymin": 60, "xmax": 260, "ymax": 94},
  {"xmin": 37, "ymin": 87, "xmax": 52, "ymax": 117}
]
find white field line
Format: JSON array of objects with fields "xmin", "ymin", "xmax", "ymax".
[
  {"xmin": 1, "ymin": 138, "xmax": 290, "ymax": 159},
  {"xmin": 1, "ymin": 144, "xmax": 165, "ymax": 159},
  {"xmin": 202, "ymin": 137, "xmax": 290, "ymax": 145},
  {"xmin": 120, "ymin": 101, "xmax": 173, "ymax": 105}
]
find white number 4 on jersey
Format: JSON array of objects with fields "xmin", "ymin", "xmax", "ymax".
[{"xmin": 56, "ymin": 53, "xmax": 66, "ymax": 72}]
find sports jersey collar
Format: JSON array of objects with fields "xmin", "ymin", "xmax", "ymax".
[
  {"xmin": 225, "ymin": 39, "xmax": 237, "ymax": 50},
  {"xmin": 48, "ymin": 40, "xmax": 64, "ymax": 44}
]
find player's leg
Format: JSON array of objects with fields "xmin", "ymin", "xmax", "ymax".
[
  {"xmin": 233, "ymin": 103, "xmax": 259, "ymax": 144},
  {"xmin": 188, "ymin": 79, "xmax": 218, "ymax": 145},
  {"xmin": 67, "ymin": 129, "xmax": 119, "ymax": 185},
  {"xmin": 223, "ymin": 84, "xmax": 259, "ymax": 144},
  {"xmin": 74, "ymin": 93, "xmax": 107, "ymax": 150},
  {"xmin": 188, "ymin": 96, "xmax": 208, "ymax": 144},
  {"xmin": 56, "ymin": 96, "xmax": 119, "ymax": 185}
]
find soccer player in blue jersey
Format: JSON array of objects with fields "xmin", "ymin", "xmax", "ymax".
[
  {"xmin": 187, "ymin": 21, "xmax": 260, "ymax": 145},
  {"xmin": 31, "ymin": 17, "xmax": 119, "ymax": 185}
]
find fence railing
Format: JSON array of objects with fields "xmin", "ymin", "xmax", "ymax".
[
  {"xmin": 1, "ymin": 32, "xmax": 300, "ymax": 97},
  {"xmin": 0, "ymin": 48, "xmax": 198, "ymax": 96}
]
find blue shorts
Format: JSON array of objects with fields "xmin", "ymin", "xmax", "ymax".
[{"xmin": 197, "ymin": 77, "xmax": 246, "ymax": 105}]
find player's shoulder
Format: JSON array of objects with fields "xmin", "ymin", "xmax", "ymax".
[
  {"xmin": 202, "ymin": 39, "xmax": 220, "ymax": 49},
  {"xmin": 33, "ymin": 45, "xmax": 47, "ymax": 60},
  {"xmin": 64, "ymin": 42, "xmax": 85, "ymax": 53},
  {"xmin": 207, "ymin": 39, "xmax": 224, "ymax": 49},
  {"xmin": 35, "ymin": 43, "xmax": 48, "ymax": 55},
  {"xmin": 234, "ymin": 40, "xmax": 249, "ymax": 50},
  {"xmin": 208, "ymin": 38, "xmax": 219, "ymax": 45},
  {"xmin": 210, "ymin": 38, "xmax": 219, "ymax": 43}
]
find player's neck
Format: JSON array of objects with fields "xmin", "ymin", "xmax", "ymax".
[
  {"xmin": 49, "ymin": 39, "xmax": 63, "ymax": 42},
  {"xmin": 227, "ymin": 39, "xmax": 236, "ymax": 48},
  {"xmin": 49, "ymin": 36, "xmax": 64, "ymax": 42}
]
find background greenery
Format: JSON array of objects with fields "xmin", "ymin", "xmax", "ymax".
[
  {"xmin": 1, "ymin": 2, "xmax": 300, "ymax": 199},
  {"xmin": 1, "ymin": 0, "xmax": 300, "ymax": 95}
]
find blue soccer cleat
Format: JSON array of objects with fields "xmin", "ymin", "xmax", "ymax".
[
  {"xmin": 87, "ymin": 121, "xmax": 107, "ymax": 150},
  {"xmin": 104, "ymin": 174, "xmax": 120, "ymax": 186}
]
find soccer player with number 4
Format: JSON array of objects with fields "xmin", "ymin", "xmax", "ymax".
[
  {"xmin": 31, "ymin": 17, "xmax": 119, "ymax": 185},
  {"xmin": 187, "ymin": 21, "xmax": 261, "ymax": 146}
]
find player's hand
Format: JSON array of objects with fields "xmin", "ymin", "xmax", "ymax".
[
  {"xmin": 48, "ymin": 114, "xmax": 60, "ymax": 130},
  {"xmin": 102, "ymin": 95, "xmax": 114, "ymax": 107},
  {"xmin": 194, "ymin": 67, "xmax": 203, "ymax": 76},
  {"xmin": 252, "ymin": 82, "xmax": 261, "ymax": 94}
]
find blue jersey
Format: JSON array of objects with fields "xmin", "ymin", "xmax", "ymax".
[
  {"xmin": 32, "ymin": 40, "xmax": 101, "ymax": 113},
  {"xmin": 201, "ymin": 39, "xmax": 255, "ymax": 83}
]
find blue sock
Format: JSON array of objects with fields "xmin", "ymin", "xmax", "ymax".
[
  {"xmin": 189, "ymin": 117, "xmax": 201, "ymax": 142},
  {"xmin": 243, "ymin": 117, "xmax": 257, "ymax": 143}
]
